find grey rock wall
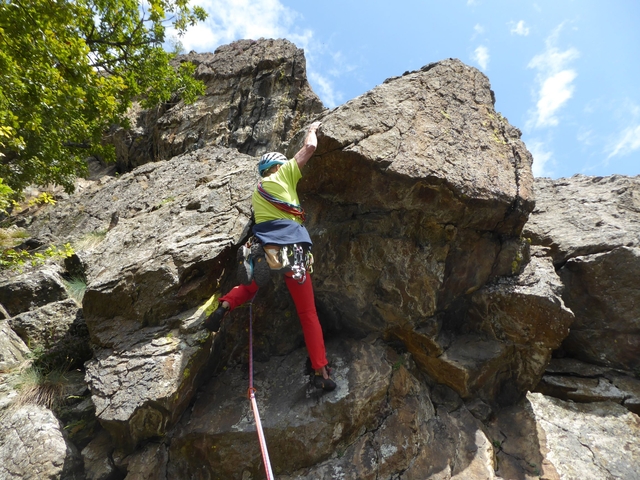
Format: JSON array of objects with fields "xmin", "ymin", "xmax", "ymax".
[
  {"xmin": 0, "ymin": 405, "xmax": 83, "ymax": 480},
  {"xmin": 111, "ymin": 38, "xmax": 325, "ymax": 172},
  {"xmin": 1, "ymin": 38, "xmax": 638, "ymax": 480},
  {"xmin": 525, "ymin": 174, "xmax": 640, "ymax": 371}
]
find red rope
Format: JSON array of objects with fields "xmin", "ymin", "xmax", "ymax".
[
  {"xmin": 257, "ymin": 183, "xmax": 306, "ymax": 222},
  {"xmin": 248, "ymin": 291, "xmax": 274, "ymax": 479}
]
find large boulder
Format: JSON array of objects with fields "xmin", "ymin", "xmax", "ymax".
[
  {"xmin": 0, "ymin": 404, "xmax": 84, "ymax": 480},
  {"xmin": 394, "ymin": 247, "xmax": 574, "ymax": 405},
  {"xmin": 111, "ymin": 38, "xmax": 325, "ymax": 171},
  {"xmin": 0, "ymin": 268, "xmax": 68, "ymax": 317},
  {"xmin": 488, "ymin": 392, "xmax": 640, "ymax": 479},
  {"xmin": 302, "ymin": 58, "xmax": 533, "ymax": 325},
  {"xmin": 559, "ymin": 246, "xmax": 640, "ymax": 370},
  {"xmin": 295, "ymin": 58, "xmax": 539, "ymax": 401},
  {"xmin": 524, "ymin": 175, "xmax": 640, "ymax": 370}
]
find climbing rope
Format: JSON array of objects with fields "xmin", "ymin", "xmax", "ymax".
[
  {"xmin": 248, "ymin": 291, "xmax": 274, "ymax": 480},
  {"xmin": 256, "ymin": 182, "xmax": 306, "ymax": 222}
]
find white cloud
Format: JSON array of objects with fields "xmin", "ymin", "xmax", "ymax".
[
  {"xmin": 607, "ymin": 125, "xmax": 640, "ymax": 159},
  {"xmin": 472, "ymin": 46, "xmax": 489, "ymax": 71},
  {"xmin": 534, "ymin": 70, "xmax": 577, "ymax": 127},
  {"xmin": 528, "ymin": 140, "xmax": 554, "ymax": 177},
  {"xmin": 474, "ymin": 24, "xmax": 485, "ymax": 35},
  {"xmin": 509, "ymin": 20, "xmax": 530, "ymax": 36},
  {"xmin": 467, "ymin": 0, "xmax": 478, "ymax": 5},
  {"xmin": 166, "ymin": 0, "xmax": 344, "ymax": 108},
  {"xmin": 296, "ymin": 35, "xmax": 345, "ymax": 108},
  {"xmin": 309, "ymin": 71, "xmax": 339, "ymax": 109},
  {"xmin": 171, "ymin": 0, "xmax": 297, "ymax": 51},
  {"xmin": 527, "ymin": 25, "xmax": 579, "ymax": 129}
]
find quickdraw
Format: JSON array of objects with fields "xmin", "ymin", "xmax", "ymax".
[{"xmin": 290, "ymin": 244, "xmax": 309, "ymax": 283}]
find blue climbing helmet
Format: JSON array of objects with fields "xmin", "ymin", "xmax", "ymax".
[{"xmin": 258, "ymin": 152, "xmax": 287, "ymax": 176}]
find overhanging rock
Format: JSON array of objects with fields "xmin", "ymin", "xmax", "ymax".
[
  {"xmin": 295, "ymin": 58, "xmax": 534, "ymax": 334},
  {"xmin": 285, "ymin": 59, "xmax": 539, "ymax": 400}
]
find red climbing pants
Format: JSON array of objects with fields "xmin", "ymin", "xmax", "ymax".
[{"xmin": 219, "ymin": 274, "xmax": 329, "ymax": 370}]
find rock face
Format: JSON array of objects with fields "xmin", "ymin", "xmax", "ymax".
[
  {"xmin": 0, "ymin": 268, "xmax": 68, "ymax": 317},
  {"xmin": 536, "ymin": 358, "xmax": 640, "ymax": 415},
  {"xmin": 2, "ymin": 38, "xmax": 639, "ymax": 480},
  {"xmin": 525, "ymin": 175, "xmax": 639, "ymax": 262},
  {"xmin": 22, "ymin": 52, "xmax": 551, "ymax": 456},
  {"xmin": 488, "ymin": 392, "xmax": 640, "ymax": 479},
  {"xmin": 0, "ymin": 320, "xmax": 30, "ymax": 371},
  {"xmin": 528, "ymin": 392, "xmax": 640, "ymax": 479},
  {"xmin": 525, "ymin": 175, "xmax": 640, "ymax": 370},
  {"xmin": 169, "ymin": 339, "xmax": 395, "ymax": 478},
  {"xmin": 70, "ymin": 147, "xmax": 257, "ymax": 451},
  {"xmin": 112, "ymin": 38, "xmax": 325, "ymax": 172},
  {"xmin": 0, "ymin": 405, "xmax": 83, "ymax": 480},
  {"xmin": 299, "ymin": 59, "xmax": 541, "ymax": 403}
]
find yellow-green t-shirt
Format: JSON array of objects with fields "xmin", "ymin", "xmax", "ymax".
[{"xmin": 252, "ymin": 158, "xmax": 303, "ymax": 224}]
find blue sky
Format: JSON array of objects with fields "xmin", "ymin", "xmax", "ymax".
[{"xmin": 170, "ymin": 0, "xmax": 640, "ymax": 179}]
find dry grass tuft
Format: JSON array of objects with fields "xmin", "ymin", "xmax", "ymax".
[{"xmin": 11, "ymin": 366, "xmax": 70, "ymax": 411}]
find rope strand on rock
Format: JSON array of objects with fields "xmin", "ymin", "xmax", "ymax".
[{"xmin": 247, "ymin": 290, "xmax": 274, "ymax": 480}]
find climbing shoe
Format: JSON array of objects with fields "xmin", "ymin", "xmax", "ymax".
[
  {"xmin": 251, "ymin": 242, "xmax": 271, "ymax": 288},
  {"xmin": 307, "ymin": 360, "xmax": 336, "ymax": 392},
  {"xmin": 236, "ymin": 243, "xmax": 253, "ymax": 285},
  {"xmin": 203, "ymin": 304, "xmax": 228, "ymax": 332},
  {"xmin": 313, "ymin": 372, "xmax": 337, "ymax": 392}
]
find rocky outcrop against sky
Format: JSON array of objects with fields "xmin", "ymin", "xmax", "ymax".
[
  {"xmin": 1, "ymin": 38, "xmax": 639, "ymax": 480},
  {"xmin": 111, "ymin": 38, "xmax": 325, "ymax": 172}
]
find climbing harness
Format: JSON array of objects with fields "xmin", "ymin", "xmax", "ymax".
[
  {"xmin": 256, "ymin": 182, "xmax": 306, "ymax": 222},
  {"xmin": 263, "ymin": 243, "xmax": 313, "ymax": 284},
  {"xmin": 240, "ymin": 237, "xmax": 314, "ymax": 285},
  {"xmin": 248, "ymin": 290, "xmax": 274, "ymax": 480}
]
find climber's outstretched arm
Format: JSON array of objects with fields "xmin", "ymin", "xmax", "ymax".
[{"xmin": 294, "ymin": 121, "xmax": 322, "ymax": 170}]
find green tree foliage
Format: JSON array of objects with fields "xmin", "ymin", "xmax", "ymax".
[{"xmin": 0, "ymin": 0, "xmax": 207, "ymax": 195}]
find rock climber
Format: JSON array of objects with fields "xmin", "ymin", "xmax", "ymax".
[{"xmin": 204, "ymin": 121, "xmax": 336, "ymax": 392}]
